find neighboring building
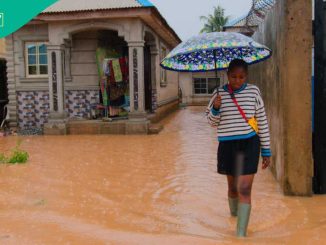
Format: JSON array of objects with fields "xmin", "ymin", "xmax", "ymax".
[
  {"xmin": 5, "ymin": 0, "xmax": 181, "ymax": 134},
  {"xmin": 223, "ymin": 15, "xmax": 258, "ymax": 37},
  {"xmin": 224, "ymin": 0, "xmax": 276, "ymax": 36},
  {"xmin": 179, "ymin": 71, "xmax": 228, "ymax": 106}
]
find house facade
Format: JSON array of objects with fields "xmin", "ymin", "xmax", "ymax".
[
  {"xmin": 179, "ymin": 71, "xmax": 228, "ymax": 106},
  {"xmin": 223, "ymin": 17, "xmax": 258, "ymax": 37},
  {"xmin": 5, "ymin": 0, "xmax": 181, "ymax": 134}
]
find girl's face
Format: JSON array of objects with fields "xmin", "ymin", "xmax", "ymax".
[{"xmin": 227, "ymin": 67, "xmax": 248, "ymax": 90}]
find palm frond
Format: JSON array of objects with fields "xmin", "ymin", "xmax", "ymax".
[{"xmin": 199, "ymin": 4, "xmax": 229, "ymax": 33}]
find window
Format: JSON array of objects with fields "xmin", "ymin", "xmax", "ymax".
[
  {"xmin": 25, "ymin": 42, "xmax": 48, "ymax": 77},
  {"xmin": 193, "ymin": 77, "xmax": 220, "ymax": 95},
  {"xmin": 160, "ymin": 45, "xmax": 167, "ymax": 86}
]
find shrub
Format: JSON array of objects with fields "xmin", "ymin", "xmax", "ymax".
[{"xmin": 0, "ymin": 140, "xmax": 29, "ymax": 164}]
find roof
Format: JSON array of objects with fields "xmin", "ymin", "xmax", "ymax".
[
  {"xmin": 224, "ymin": 0, "xmax": 275, "ymax": 28},
  {"xmin": 37, "ymin": 0, "xmax": 181, "ymax": 46},
  {"xmin": 254, "ymin": 0, "xmax": 275, "ymax": 10},
  {"xmin": 225, "ymin": 14, "xmax": 248, "ymax": 27},
  {"xmin": 43, "ymin": 0, "xmax": 154, "ymax": 13}
]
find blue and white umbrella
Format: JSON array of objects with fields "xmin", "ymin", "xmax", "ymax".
[{"xmin": 160, "ymin": 32, "xmax": 272, "ymax": 72}]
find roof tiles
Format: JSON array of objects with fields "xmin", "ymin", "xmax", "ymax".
[{"xmin": 43, "ymin": 0, "xmax": 153, "ymax": 13}]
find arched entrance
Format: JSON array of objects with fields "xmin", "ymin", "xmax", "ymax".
[{"xmin": 66, "ymin": 29, "xmax": 130, "ymax": 119}]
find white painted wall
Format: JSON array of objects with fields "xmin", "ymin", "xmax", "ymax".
[
  {"xmin": 13, "ymin": 24, "xmax": 49, "ymax": 91},
  {"xmin": 70, "ymin": 31, "xmax": 99, "ymax": 89},
  {"xmin": 156, "ymin": 40, "xmax": 179, "ymax": 107},
  {"xmin": 179, "ymin": 70, "xmax": 228, "ymax": 105}
]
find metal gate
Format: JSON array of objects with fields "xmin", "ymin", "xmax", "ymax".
[{"xmin": 313, "ymin": 0, "xmax": 326, "ymax": 194}]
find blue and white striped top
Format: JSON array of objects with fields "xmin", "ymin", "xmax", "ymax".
[{"xmin": 206, "ymin": 83, "xmax": 272, "ymax": 157}]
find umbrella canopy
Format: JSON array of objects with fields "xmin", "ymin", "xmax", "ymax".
[{"xmin": 160, "ymin": 32, "xmax": 272, "ymax": 72}]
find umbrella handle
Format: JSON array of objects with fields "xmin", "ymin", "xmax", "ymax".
[{"xmin": 213, "ymin": 50, "xmax": 219, "ymax": 90}]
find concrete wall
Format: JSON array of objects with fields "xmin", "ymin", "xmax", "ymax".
[
  {"xmin": 156, "ymin": 40, "xmax": 179, "ymax": 107},
  {"xmin": 70, "ymin": 31, "xmax": 99, "ymax": 89},
  {"xmin": 5, "ymin": 24, "xmax": 49, "ymax": 128},
  {"xmin": 13, "ymin": 24, "xmax": 49, "ymax": 91},
  {"xmin": 179, "ymin": 71, "xmax": 228, "ymax": 105},
  {"xmin": 250, "ymin": 0, "xmax": 313, "ymax": 195},
  {"xmin": 156, "ymin": 69, "xmax": 179, "ymax": 105}
]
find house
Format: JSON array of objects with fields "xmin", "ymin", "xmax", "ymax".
[
  {"xmin": 224, "ymin": 0, "xmax": 276, "ymax": 36},
  {"xmin": 5, "ymin": 0, "xmax": 181, "ymax": 134},
  {"xmin": 223, "ymin": 15, "xmax": 258, "ymax": 37},
  {"xmin": 178, "ymin": 71, "xmax": 228, "ymax": 106}
]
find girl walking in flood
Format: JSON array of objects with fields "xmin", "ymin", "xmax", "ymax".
[{"xmin": 206, "ymin": 59, "xmax": 272, "ymax": 237}]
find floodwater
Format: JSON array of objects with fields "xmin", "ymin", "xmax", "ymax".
[{"xmin": 0, "ymin": 107, "xmax": 325, "ymax": 245}]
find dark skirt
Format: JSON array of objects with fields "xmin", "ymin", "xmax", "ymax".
[{"xmin": 217, "ymin": 134, "xmax": 260, "ymax": 176}]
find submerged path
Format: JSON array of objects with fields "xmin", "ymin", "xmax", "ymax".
[{"xmin": 0, "ymin": 107, "xmax": 325, "ymax": 244}]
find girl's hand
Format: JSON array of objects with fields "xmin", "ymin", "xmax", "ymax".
[
  {"xmin": 213, "ymin": 95, "xmax": 222, "ymax": 110},
  {"xmin": 262, "ymin": 157, "xmax": 271, "ymax": 169}
]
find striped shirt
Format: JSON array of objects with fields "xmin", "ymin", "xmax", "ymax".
[{"xmin": 206, "ymin": 83, "xmax": 272, "ymax": 157}]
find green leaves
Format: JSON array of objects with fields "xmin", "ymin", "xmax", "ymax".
[
  {"xmin": 0, "ymin": 140, "xmax": 29, "ymax": 164},
  {"xmin": 200, "ymin": 5, "xmax": 230, "ymax": 33}
]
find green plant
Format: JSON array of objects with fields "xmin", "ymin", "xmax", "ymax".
[
  {"xmin": 7, "ymin": 149, "xmax": 29, "ymax": 164},
  {"xmin": 200, "ymin": 5, "xmax": 230, "ymax": 33},
  {"xmin": 0, "ymin": 140, "xmax": 29, "ymax": 164}
]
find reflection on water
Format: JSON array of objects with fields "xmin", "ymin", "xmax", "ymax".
[{"xmin": 0, "ymin": 107, "xmax": 325, "ymax": 244}]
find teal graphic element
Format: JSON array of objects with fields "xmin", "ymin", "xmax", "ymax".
[
  {"xmin": 0, "ymin": 0, "xmax": 59, "ymax": 38},
  {"xmin": 0, "ymin": 13, "xmax": 4, "ymax": 28}
]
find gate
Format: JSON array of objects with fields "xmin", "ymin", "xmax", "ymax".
[{"xmin": 313, "ymin": 0, "xmax": 326, "ymax": 194}]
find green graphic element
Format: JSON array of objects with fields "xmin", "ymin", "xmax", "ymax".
[
  {"xmin": 0, "ymin": 13, "xmax": 4, "ymax": 28},
  {"xmin": 0, "ymin": 0, "xmax": 59, "ymax": 38}
]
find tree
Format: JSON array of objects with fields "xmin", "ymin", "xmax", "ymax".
[{"xmin": 200, "ymin": 5, "xmax": 230, "ymax": 33}]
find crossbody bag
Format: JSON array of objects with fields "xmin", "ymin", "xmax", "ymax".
[{"xmin": 227, "ymin": 84, "xmax": 259, "ymax": 133}]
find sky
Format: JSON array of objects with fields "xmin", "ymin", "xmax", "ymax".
[{"xmin": 149, "ymin": 0, "xmax": 252, "ymax": 41}]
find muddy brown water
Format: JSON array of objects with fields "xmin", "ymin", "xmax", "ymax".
[{"xmin": 0, "ymin": 107, "xmax": 325, "ymax": 244}]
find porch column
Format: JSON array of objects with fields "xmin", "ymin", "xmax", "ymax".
[
  {"xmin": 47, "ymin": 44, "xmax": 66, "ymax": 119},
  {"xmin": 150, "ymin": 46, "xmax": 159, "ymax": 111},
  {"xmin": 128, "ymin": 41, "xmax": 146, "ymax": 118}
]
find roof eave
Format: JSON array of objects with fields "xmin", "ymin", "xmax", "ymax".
[
  {"xmin": 149, "ymin": 7, "xmax": 182, "ymax": 44},
  {"xmin": 35, "ymin": 7, "xmax": 181, "ymax": 47}
]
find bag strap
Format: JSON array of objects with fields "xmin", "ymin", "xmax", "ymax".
[{"xmin": 227, "ymin": 84, "xmax": 248, "ymax": 123}]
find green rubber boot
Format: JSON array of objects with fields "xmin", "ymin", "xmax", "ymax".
[
  {"xmin": 236, "ymin": 203, "xmax": 251, "ymax": 237},
  {"xmin": 228, "ymin": 197, "xmax": 238, "ymax": 216}
]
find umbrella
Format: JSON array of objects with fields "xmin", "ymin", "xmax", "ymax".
[{"xmin": 160, "ymin": 32, "xmax": 272, "ymax": 87}]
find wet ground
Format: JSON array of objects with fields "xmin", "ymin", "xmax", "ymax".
[{"xmin": 0, "ymin": 107, "xmax": 325, "ymax": 244}]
